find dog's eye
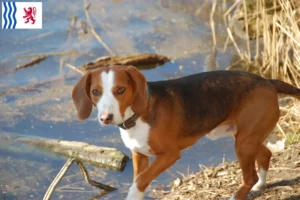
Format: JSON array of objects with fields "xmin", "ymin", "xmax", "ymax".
[
  {"xmin": 92, "ymin": 89, "xmax": 101, "ymax": 97},
  {"xmin": 117, "ymin": 87, "xmax": 126, "ymax": 95}
]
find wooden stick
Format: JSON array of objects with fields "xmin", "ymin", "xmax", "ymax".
[
  {"xmin": 16, "ymin": 56, "xmax": 47, "ymax": 70},
  {"xmin": 43, "ymin": 158, "xmax": 116, "ymax": 200},
  {"xmin": 18, "ymin": 51, "xmax": 78, "ymax": 58},
  {"xmin": 43, "ymin": 158, "xmax": 76, "ymax": 200},
  {"xmin": 210, "ymin": 0, "xmax": 217, "ymax": 48},
  {"xmin": 226, "ymin": 27, "xmax": 243, "ymax": 58},
  {"xmin": 208, "ymin": 0, "xmax": 218, "ymax": 71},
  {"xmin": 65, "ymin": 63, "xmax": 85, "ymax": 75},
  {"xmin": 83, "ymin": 0, "xmax": 115, "ymax": 56},
  {"xmin": 242, "ymin": 0, "xmax": 251, "ymax": 60},
  {"xmin": 75, "ymin": 160, "xmax": 116, "ymax": 191}
]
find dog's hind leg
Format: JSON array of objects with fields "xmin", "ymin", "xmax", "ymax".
[
  {"xmin": 230, "ymin": 134, "xmax": 260, "ymax": 200},
  {"xmin": 252, "ymin": 145, "xmax": 272, "ymax": 191},
  {"xmin": 229, "ymin": 87, "xmax": 280, "ymax": 200},
  {"xmin": 231, "ymin": 130, "xmax": 276, "ymax": 200}
]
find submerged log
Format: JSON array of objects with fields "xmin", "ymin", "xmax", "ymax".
[
  {"xmin": 18, "ymin": 137, "xmax": 129, "ymax": 171},
  {"xmin": 79, "ymin": 53, "xmax": 170, "ymax": 72}
]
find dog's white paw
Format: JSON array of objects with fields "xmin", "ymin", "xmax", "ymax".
[
  {"xmin": 251, "ymin": 182, "xmax": 266, "ymax": 191},
  {"xmin": 126, "ymin": 182, "xmax": 144, "ymax": 200},
  {"xmin": 228, "ymin": 196, "xmax": 236, "ymax": 200},
  {"xmin": 251, "ymin": 169, "xmax": 267, "ymax": 192}
]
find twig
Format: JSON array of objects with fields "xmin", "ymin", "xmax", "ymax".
[
  {"xmin": 226, "ymin": 27, "xmax": 243, "ymax": 58},
  {"xmin": 83, "ymin": 0, "xmax": 115, "ymax": 56},
  {"xmin": 223, "ymin": 36, "xmax": 230, "ymax": 52},
  {"xmin": 210, "ymin": 0, "xmax": 217, "ymax": 48},
  {"xmin": 16, "ymin": 56, "xmax": 47, "ymax": 70},
  {"xmin": 199, "ymin": 164, "xmax": 208, "ymax": 170},
  {"xmin": 68, "ymin": 16, "xmax": 78, "ymax": 33},
  {"xmin": 65, "ymin": 63, "xmax": 85, "ymax": 75},
  {"xmin": 208, "ymin": 0, "xmax": 218, "ymax": 71},
  {"xmin": 75, "ymin": 160, "xmax": 116, "ymax": 191},
  {"xmin": 43, "ymin": 158, "xmax": 116, "ymax": 200},
  {"xmin": 242, "ymin": 0, "xmax": 251, "ymax": 60},
  {"xmin": 43, "ymin": 158, "xmax": 76, "ymax": 200},
  {"xmin": 276, "ymin": 123, "xmax": 287, "ymax": 138},
  {"xmin": 25, "ymin": 31, "xmax": 53, "ymax": 42},
  {"xmin": 223, "ymin": 0, "xmax": 241, "ymax": 26},
  {"xmin": 275, "ymin": 22, "xmax": 300, "ymax": 48},
  {"xmin": 59, "ymin": 58, "xmax": 65, "ymax": 79},
  {"xmin": 18, "ymin": 51, "xmax": 78, "ymax": 58},
  {"xmin": 255, "ymin": 0, "xmax": 260, "ymax": 60}
]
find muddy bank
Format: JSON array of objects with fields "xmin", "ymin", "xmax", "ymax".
[{"xmin": 161, "ymin": 143, "xmax": 300, "ymax": 200}]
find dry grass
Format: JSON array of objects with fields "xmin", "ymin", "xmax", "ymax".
[
  {"xmin": 162, "ymin": 142, "xmax": 300, "ymax": 200},
  {"xmin": 224, "ymin": 0, "xmax": 300, "ymax": 144}
]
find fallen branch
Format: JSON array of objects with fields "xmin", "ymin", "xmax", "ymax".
[
  {"xmin": 18, "ymin": 50, "xmax": 78, "ymax": 58},
  {"xmin": 80, "ymin": 53, "xmax": 171, "ymax": 72},
  {"xmin": 43, "ymin": 158, "xmax": 116, "ymax": 200},
  {"xmin": 16, "ymin": 56, "xmax": 47, "ymax": 70},
  {"xmin": 18, "ymin": 137, "xmax": 129, "ymax": 171}
]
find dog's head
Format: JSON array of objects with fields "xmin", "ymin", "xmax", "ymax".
[{"xmin": 72, "ymin": 65, "xmax": 148, "ymax": 126}]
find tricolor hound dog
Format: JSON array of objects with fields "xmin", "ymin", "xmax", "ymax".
[{"xmin": 72, "ymin": 65, "xmax": 300, "ymax": 200}]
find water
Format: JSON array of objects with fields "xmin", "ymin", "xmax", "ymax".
[{"xmin": 0, "ymin": 0, "xmax": 238, "ymax": 199}]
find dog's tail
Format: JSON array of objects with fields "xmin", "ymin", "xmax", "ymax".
[{"xmin": 269, "ymin": 79, "xmax": 300, "ymax": 100}]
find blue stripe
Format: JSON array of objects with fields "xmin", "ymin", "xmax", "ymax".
[
  {"xmin": 7, "ymin": 2, "xmax": 12, "ymax": 29},
  {"xmin": 3, "ymin": 2, "xmax": 8, "ymax": 29},
  {"xmin": 12, "ymin": 2, "xmax": 17, "ymax": 29}
]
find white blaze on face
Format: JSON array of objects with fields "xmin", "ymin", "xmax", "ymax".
[{"xmin": 96, "ymin": 70, "xmax": 122, "ymax": 125}]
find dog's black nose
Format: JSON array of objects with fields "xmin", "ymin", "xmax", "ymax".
[{"xmin": 100, "ymin": 113, "xmax": 114, "ymax": 124}]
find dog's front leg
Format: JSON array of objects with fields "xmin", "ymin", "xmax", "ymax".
[
  {"xmin": 132, "ymin": 151, "xmax": 149, "ymax": 180},
  {"xmin": 126, "ymin": 151, "xmax": 180, "ymax": 200}
]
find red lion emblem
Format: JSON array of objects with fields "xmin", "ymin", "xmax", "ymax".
[{"xmin": 23, "ymin": 7, "xmax": 37, "ymax": 24}]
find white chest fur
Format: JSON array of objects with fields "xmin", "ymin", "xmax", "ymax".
[{"xmin": 119, "ymin": 119, "xmax": 152, "ymax": 156}]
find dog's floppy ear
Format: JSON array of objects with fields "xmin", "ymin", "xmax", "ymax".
[
  {"xmin": 72, "ymin": 72, "xmax": 93, "ymax": 121},
  {"xmin": 125, "ymin": 66, "xmax": 148, "ymax": 115}
]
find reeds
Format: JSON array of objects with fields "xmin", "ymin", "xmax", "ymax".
[{"xmin": 225, "ymin": 0, "xmax": 300, "ymax": 143}]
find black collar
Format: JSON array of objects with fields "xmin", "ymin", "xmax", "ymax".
[{"xmin": 118, "ymin": 114, "xmax": 139, "ymax": 130}]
